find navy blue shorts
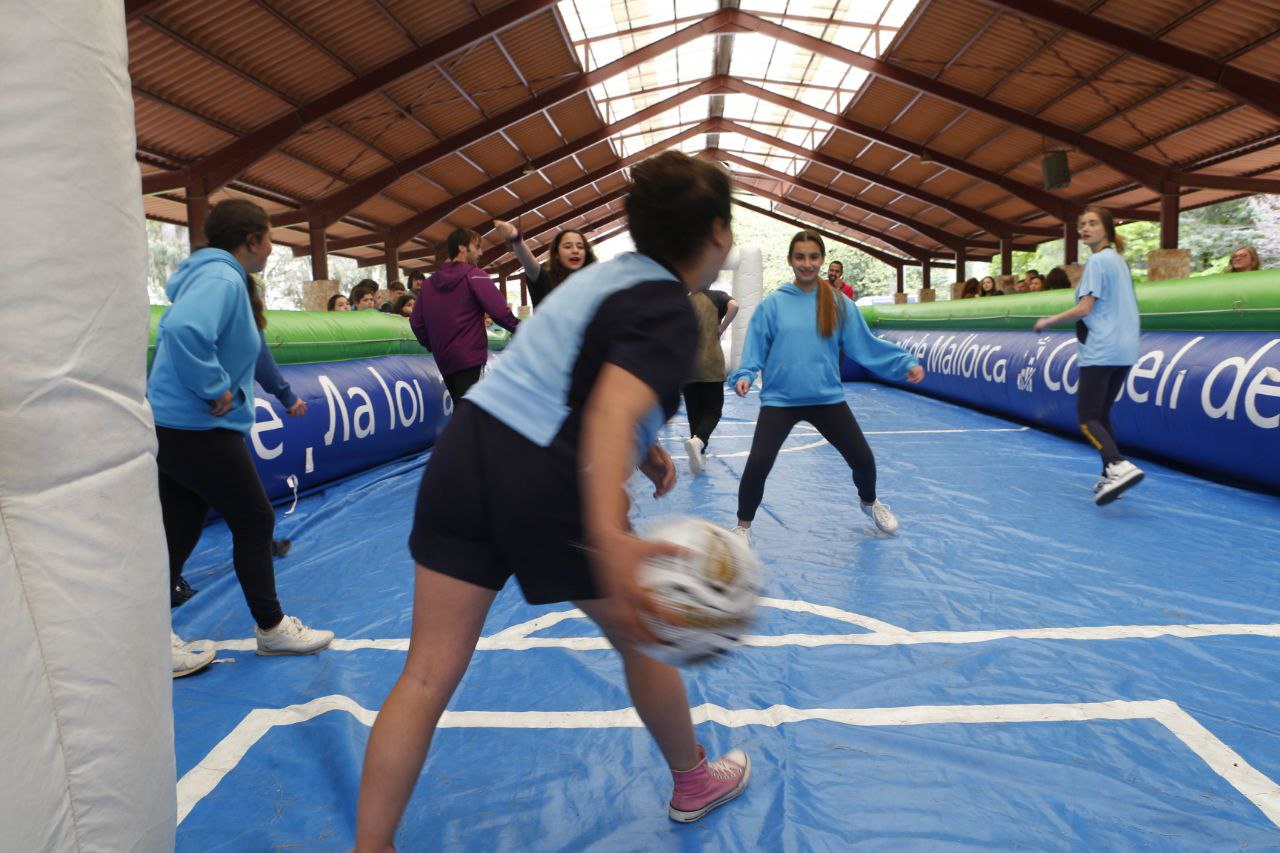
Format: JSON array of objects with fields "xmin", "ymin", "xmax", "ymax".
[{"xmin": 409, "ymin": 401, "xmax": 599, "ymax": 604}]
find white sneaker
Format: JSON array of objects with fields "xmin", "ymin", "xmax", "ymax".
[
  {"xmin": 861, "ymin": 499, "xmax": 899, "ymax": 534},
  {"xmin": 732, "ymin": 524, "xmax": 753, "ymax": 549},
  {"xmin": 684, "ymin": 436, "xmax": 705, "ymax": 475},
  {"xmin": 255, "ymin": 615, "xmax": 334, "ymax": 656},
  {"xmin": 172, "ymin": 631, "xmax": 215, "ymax": 678},
  {"xmin": 1094, "ymin": 460, "xmax": 1144, "ymax": 506}
]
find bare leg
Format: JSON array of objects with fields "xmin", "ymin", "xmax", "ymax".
[
  {"xmin": 354, "ymin": 566, "xmax": 498, "ymax": 853},
  {"xmin": 575, "ymin": 597, "xmax": 700, "ymax": 771}
]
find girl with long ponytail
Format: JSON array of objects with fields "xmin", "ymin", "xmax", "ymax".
[
  {"xmin": 729, "ymin": 231, "xmax": 924, "ymax": 540},
  {"xmin": 1034, "ymin": 206, "xmax": 1143, "ymax": 504}
]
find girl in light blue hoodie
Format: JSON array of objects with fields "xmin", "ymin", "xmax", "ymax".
[
  {"xmin": 729, "ymin": 231, "xmax": 924, "ymax": 538},
  {"xmin": 149, "ymin": 199, "xmax": 331, "ymax": 670}
]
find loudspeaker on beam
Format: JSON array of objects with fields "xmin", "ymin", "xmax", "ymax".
[{"xmin": 1042, "ymin": 151, "xmax": 1071, "ymax": 190}]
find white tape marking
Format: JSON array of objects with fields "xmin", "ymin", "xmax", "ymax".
[{"xmin": 176, "ymin": 696, "xmax": 1280, "ymax": 828}]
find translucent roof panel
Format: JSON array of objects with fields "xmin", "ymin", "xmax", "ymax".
[{"xmin": 558, "ymin": 0, "xmax": 923, "ymax": 218}]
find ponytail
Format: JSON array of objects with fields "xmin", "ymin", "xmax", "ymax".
[
  {"xmin": 816, "ymin": 278, "xmax": 839, "ymax": 338},
  {"xmin": 788, "ymin": 230, "xmax": 842, "ymax": 337}
]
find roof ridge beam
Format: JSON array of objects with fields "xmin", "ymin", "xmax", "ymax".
[
  {"xmin": 731, "ymin": 9, "xmax": 1173, "ymax": 189},
  {"xmin": 984, "ymin": 0, "xmax": 1280, "ymax": 123}
]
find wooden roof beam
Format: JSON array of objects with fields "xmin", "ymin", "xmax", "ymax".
[
  {"xmin": 162, "ymin": 0, "xmax": 562, "ymax": 197},
  {"xmin": 731, "ymin": 8, "xmax": 1173, "ymax": 190},
  {"xmin": 985, "ymin": 0, "xmax": 1280, "ymax": 123},
  {"xmin": 386, "ymin": 78, "xmax": 723, "ymax": 246},
  {"xmin": 714, "ymin": 149, "xmax": 971, "ymax": 252},
  {"xmin": 290, "ymin": 11, "xmax": 736, "ymax": 228},
  {"xmin": 732, "ymin": 197, "xmax": 913, "ymax": 268},
  {"xmin": 721, "ymin": 119, "xmax": 1060, "ymax": 239}
]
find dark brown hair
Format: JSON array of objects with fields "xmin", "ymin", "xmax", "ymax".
[
  {"xmin": 204, "ymin": 199, "xmax": 269, "ymax": 330},
  {"xmin": 546, "ymin": 229, "xmax": 598, "ymax": 288},
  {"xmin": 789, "ymin": 230, "xmax": 841, "ymax": 338},
  {"xmin": 326, "ymin": 293, "xmax": 348, "ymax": 311},
  {"xmin": 392, "ymin": 294, "xmax": 416, "ymax": 316},
  {"xmin": 447, "ymin": 227, "xmax": 481, "ymax": 260},
  {"xmin": 962, "ymin": 277, "xmax": 981, "ymax": 298},
  {"xmin": 626, "ymin": 151, "xmax": 731, "ymax": 266},
  {"xmin": 1045, "ymin": 267, "xmax": 1072, "ymax": 290},
  {"xmin": 1081, "ymin": 205, "xmax": 1125, "ymax": 253}
]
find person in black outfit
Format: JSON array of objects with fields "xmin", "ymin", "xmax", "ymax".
[{"xmin": 493, "ymin": 219, "xmax": 598, "ymax": 308}]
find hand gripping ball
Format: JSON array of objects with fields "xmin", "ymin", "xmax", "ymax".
[{"xmin": 638, "ymin": 517, "xmax": 763, "ymax": 665}]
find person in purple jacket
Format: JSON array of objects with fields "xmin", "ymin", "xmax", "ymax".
[{"xmin": 409, "ymin": 228, "xmax": 520, "ymax": 401}]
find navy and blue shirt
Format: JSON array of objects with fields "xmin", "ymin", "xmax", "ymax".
[{"xmin": 467, "ymin": 252, "xmax": 696, "ymax": 460}]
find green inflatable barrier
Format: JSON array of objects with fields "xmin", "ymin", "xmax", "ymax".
[
  {"xmin": 862, "ymin": 269, "xmax": 1280, "ymax": 331},
  {"xmin": 147, "ymin": 306, "xmax": 511, "ymax": 368}
]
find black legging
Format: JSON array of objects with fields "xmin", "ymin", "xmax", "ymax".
[
  {"xmin": 443, "ymin": 365, "xmax": 484, "ymax": 401},
  {"xmin": 683, "ymin": 382, "xmax": 724, "ymax": 449},
  {"xmin": 738, "ymin": 403, "xmax": 876, "ymax": 522},
  {"xmin": 156, "ymin": 426, "xmax": 284, "ymax": 630},
  {"xmin": 1077, "ymin": 364, "xmax": 1130, "ymax": 471}
]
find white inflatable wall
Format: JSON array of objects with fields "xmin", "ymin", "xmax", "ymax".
[
  {"xmin": 0, "ymin": 2, "xmax": 176, "ymax": 850},
  {"xmin": 729, "ymin": 246, "xmax": 764, "ymax": 373}
]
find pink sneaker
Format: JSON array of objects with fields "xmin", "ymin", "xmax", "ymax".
[{"xmin": 668, "ymin": 744, "xmax": 751, "ymax": 822}]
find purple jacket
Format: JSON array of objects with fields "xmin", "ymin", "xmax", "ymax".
[{"xmin": 409, "ymin": 261, "xmax": 519, "ymax": 376}]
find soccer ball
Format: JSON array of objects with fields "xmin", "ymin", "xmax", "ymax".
[{"xmin": 637, "ymin": 517, "xmax": 763, "ymax": 666}]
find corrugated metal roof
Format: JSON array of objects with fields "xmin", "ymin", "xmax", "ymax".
[{"xmin": 131, "ymin": 0, "xmax": 1280, "ymax": 273}]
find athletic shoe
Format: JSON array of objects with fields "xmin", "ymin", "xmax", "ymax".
[
  {"xmin": 270, "ymin": 539, "xmax": 292, "ymax": 558},
  {"xmin": 684, "ymin": 436, "xmax": 705, "ymax": 475},
  {"xmin": 1094, "ymin": 460, "xmax": 1144, "ymax": 506},
  {"xmin": 255, "ymin": 615, "xmax": 334, "ymax": 656},
  {"xmin": 732, "ymin": 525, "xmax": 753, "ymax": 549},
  {"xmin": 669, "ymin": 745, "xmax": 751, "ymax": 823},
  {"xmin": 171, "ymin": 577, "xmax": 198, "ymax": 608},
  {"xmin": 172, "ymin": 631, "xmax": 215, "ymax": 678},
  {"xmin": 861, "ymin": 499, "xmax": 899, "ymax": 534}
]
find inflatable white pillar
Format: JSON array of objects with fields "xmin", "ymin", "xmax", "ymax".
[
  {"xmin": 0, "ymin": 3, "xmax": 176, "ymax": 851},
  {"xmin": 728, "ymin": 246, "xmax": 764, "ymax": 373}
]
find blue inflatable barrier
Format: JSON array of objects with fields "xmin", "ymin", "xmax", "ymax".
[
  {"xmin": 860, "ymin": 330, "xmax": 1280, "ymax": 491},
  {"xmin": 247, "ymin": 355, "xmax": 451, "ymax": 503}
]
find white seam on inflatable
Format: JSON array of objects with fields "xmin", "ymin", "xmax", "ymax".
[
  {"xmin": 175, "ymin": 696, "xmax": 1280, "ymax": 828},
  {"xmin": 0, "ymin": 501, "xmax": 84, "ymax": 849}
]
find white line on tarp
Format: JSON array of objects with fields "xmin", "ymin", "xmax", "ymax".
[{"xmin": 175, "ymin": 695, "xmax": 1280, "ymax": 828}]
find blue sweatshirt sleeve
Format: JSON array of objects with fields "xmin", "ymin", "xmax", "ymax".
[
  {"xmin": 163, "ymin": 275, "xmax": 240, "ymax": 400},
  {"xmin": 727, "ymin": 299, "xmax": 774, "ymax": 387},
  {"xmin": 838, "ymin": 296, "xmax": 917, "ymax": 380},
  {"xmin": 254, "ymin": 328, "xmax": 297, "ymax": 408}
]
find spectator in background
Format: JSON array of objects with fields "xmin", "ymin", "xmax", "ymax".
[
  {"xmin": 350, "ymin": 279, "xmax": 378, "ymax": 310},
  {"xmin": 961, "ymin": 278, "xmax": 980, "ymax": 299},
  {"xmin": 1229, "ymin": 245, "xmax": 1262, "ymax": 273},
  {"xmin": 1028, "ymin": 275, "xmax": 1046, "ymax": 292},
  {"xmin": 409, "ymin": 227, "xmax": 520, "ymax": 400},
  {"xmin": 979, "ymin": 276, "xmax": 1002, "ymax": 297},
  {"xmin": 826, "ymin": 260, "xmax": 855, "ymax": 299},
  {"xmin": 380, "ymin": 280, "xmax": 407, "ymax": 312},
  {"xmin": 407, "ymin": 270, "xmax": 426, "ymax": 296},
  {"xmin": 1045, "ymin": 267, "xmax": 1072, "ymax": 290},
  {"xmin": 327, "ymin": 294, "xmax": 350, "ymax": 311},
  {"xmin": 392, "ymin": 294, "xmax": 415, "ymax": 317}
]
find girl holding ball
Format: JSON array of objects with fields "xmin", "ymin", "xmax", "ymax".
[{"xmin": 355, "ymin": 152, "xmax": 751, "ymax": 852}]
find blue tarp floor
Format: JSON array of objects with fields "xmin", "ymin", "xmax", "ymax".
[{"xmin": 172, "ymin": 382, "xmax": 1280, "ymax": 850}]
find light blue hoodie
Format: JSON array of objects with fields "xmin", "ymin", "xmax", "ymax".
[
  {"xmin": 147, "ymin": 248, "xmax": 261, "ymax": 434},
  {"xmin": 729, "ymin": 283, "xmax": 917, "ymax": 407}
]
